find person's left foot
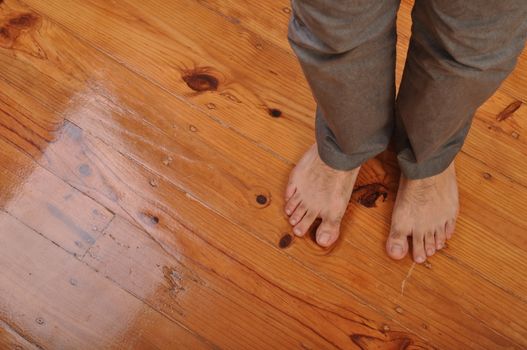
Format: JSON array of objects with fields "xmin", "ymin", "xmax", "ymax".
[{"xmin": 386, "ymin": 162, "xmax": 459, "ymax": 263}]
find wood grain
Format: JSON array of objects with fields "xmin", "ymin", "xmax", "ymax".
[{"xmin": 0, "ymin": 0, "xmax": 526, "ymax": 348}]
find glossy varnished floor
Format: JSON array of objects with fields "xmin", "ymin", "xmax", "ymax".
[{"xmin": 0, "ymin": 0, "xmax": 526, "ymax": 349}]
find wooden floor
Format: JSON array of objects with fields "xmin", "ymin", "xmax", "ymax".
[{"xmin": 0, "ymin": 0, "xmax": 526, "ymax": 348}]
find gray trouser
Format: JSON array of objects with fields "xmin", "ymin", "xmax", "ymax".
[{"xmin": 287, "ymin": 0, "xmax": 527, "ymax": 179}]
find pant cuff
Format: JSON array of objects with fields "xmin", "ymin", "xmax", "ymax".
[
  {"xmin": 315, "ymin": 108, "xmax": 387, "ymax": 171},
  {"xmin": 397, "ymin": 145, "xmax": 459, "ymax": 179}
]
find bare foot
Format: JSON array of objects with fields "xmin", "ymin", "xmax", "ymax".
[
  {"xmin": 386, "ymin": 162, "xmax": 459, "ymax": 263},
  {"xmin": 284, "ymin": 144, "xmax": 360, "ymax": 247}
]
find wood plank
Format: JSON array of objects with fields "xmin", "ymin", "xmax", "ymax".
[
  {"xmin": 0, "ymin": 88, "xmax": 434, "ymax": 348},
  {"xmin": 41, "ymin": 120, "xmax": 423, "ymax": 348},
  {"xmin": 84, "ymin": 215, "xmax": 363, "ymax": 349},
  {"xmin": 0, "ymin": 135, "xmax": 113, "ymax": 256},
  {"xmin": 6, "ymin": 96, "xmax": 522, "ymax": 348},
  {"xmin": 19, "ymin": 0, "xmax": 527, "ymax": 190},
  {"xmin": 0, "ymin": 211, "xmax": 212, "ymax": 349}
]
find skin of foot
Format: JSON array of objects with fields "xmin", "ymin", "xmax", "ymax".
[
  {"xmin": 284, "ymin": 144, "xmax": 360, "ymax": 247},
  {"xmin": 386, "ymin": 162, "xmax": 459, "ymax": 263}
]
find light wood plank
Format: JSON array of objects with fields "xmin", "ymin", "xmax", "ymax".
[
  {"xmin": 85, "ymin": 215, "xmax": 364, "ymax": 349},
  {"xmin": 0, "ymin": 211, "xmax": 212, "ymax": 349},
  {"xmin": 0, "ymin": 135, "xmax": 113, "ymax": 255}
]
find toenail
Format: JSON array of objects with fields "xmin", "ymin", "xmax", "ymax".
[
  {"xmin": 285, "ymin": 209, "xmax": 291, "ymax": 215},
  {"xmin": 290, "ymin": 218, "xmax": 296, "ymax": 225},
  {"xmin": 318, "ymin": 233, "xmax": 330, "ymax": 245},
  {"xmin": 293, "ymin": 228, "xmax": 302, "ymax": 236},
  {"xmin": 427, "ymin": 248, "xmax": 435, "ymax": 255},
  {"xmin": 390, "ymin": 244, "xmax": 403, "ymax": 255},
  {"xmin": 416, "ymin": 256, "xmax": 425, "ymax": 263}
]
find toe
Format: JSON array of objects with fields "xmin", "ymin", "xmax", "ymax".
[
  {"xmin": 315, "ymin": 217, "xmax": 341, "ymax": 247},
  {"xmin": 412, "ymin": 232, "xmax": 427, "ymax": 263},
  {"xmin": 284, "ymin": 181, "xmax": 296, "ymax": 202},
  {"xmin": 386, "ymin": 230, "xmax": 409, "ymax": 260},
  {"xmin": 289, "ymin": 202, "xmax": 307, "ymax": 226},
  {"xmin": 435, "ymin": 229, "xmax": 446, "ymax": 250},
  {"xmin": 284, "ymin": 192, "xmax": 301, "ymax": 216},
  {"xmin": 445, "ymin": 219, "xmax": 456, "ymax": 239},
  {"xmin": 425, "ymin": 231, "xmax": 436, "ymax": 257},
  {"xmin": 293, "ymin": 210, "xmax": 318, "ymax": 237}
]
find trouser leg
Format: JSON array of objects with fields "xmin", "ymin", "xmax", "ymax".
[
  {"xmin": 287, "ymin": 0, "xmax": 400, "ymax": 170},
  {"xmin": 395, "ymin": 0, "xmax": 527, "ymax": 179}
]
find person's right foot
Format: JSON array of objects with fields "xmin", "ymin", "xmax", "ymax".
[
  {"xmin": 386, "ymin": 162, "xmax": 459, "ymax": 263},
  {"xmin": 284, "ymin": 144, "xmax": 360, "ymax": 247}
]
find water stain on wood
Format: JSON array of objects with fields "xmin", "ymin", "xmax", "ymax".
[
  {"xmin": 353, "ymin": 183, "xmax": 388, "ymax": 208},
  {"xmin": 497, "ymin": 100, "xmax": 522, "ymax": 121},
  {"xmin": 279, "ymin": 233, "xmax": 292, "ymax": 248},
  {"xmin": 47, "ymin": 203, "xmax": 96, "ymax": 244},
  {"xmin": 182, "ymin": 68, "xmax": 219, "ymax": 92}
]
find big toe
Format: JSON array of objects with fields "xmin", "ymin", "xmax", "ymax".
[
  {"xmin": 315, "ymin": 219, "xmax": 340, "ymax": 247},
  {"xmin": 386, "ymin": 231, "xmax": 409, "ymax": 260}
]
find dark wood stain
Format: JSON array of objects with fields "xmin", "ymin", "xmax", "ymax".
[
  {"xmin": 182, "ymin": 68, "xmax": 219, "ymax": 92},
  {"xmin": 497, "ymin": 100, "xmax": 522, "ymax": 121},
  {"xmin": 279, "ymin": 233, "xmax": 292, "ymax": 248},
  {"xmin": 353, "ymin": 183, "xmax": 388, "ymax": 208}
]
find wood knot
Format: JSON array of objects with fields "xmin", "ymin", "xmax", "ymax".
[
  {"xmin": 9, "ymin": 13, "xmax": 39, "ymax": 28},
  {"xmin": 0, "ymin": 12, "xmax": 40, "ymax": 47},
  {"xmin": 140, "ymin": 212, "xmax": 160, "ymax": 226},
  {"xmin": 251, "ymin": 187, "xmax": 271, "ymax": 208},
  {"xmin": 268, "ymin": 108, "xmax": 282, "ymax": 118},
  {"xmin": 350, "ymin": 332, "xmax": 412, "ymax": 350},
  {"xmin": 353, "ymin": 183, "xmax": 388, "ymax": 208},
  {"xmin": 256, "ymin": 194, "xmax": 268, "ymax": 205},
  {"xmin": 182, "ymin": 67, "xmax": 219, "ymax": 92},
  {"xmin": 497, "ymin": 100, "xmax": 522, "ymax": 121},
  {"xmin": 279, "ymin": 233, "xmax": 293, "ymax": 248}
]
